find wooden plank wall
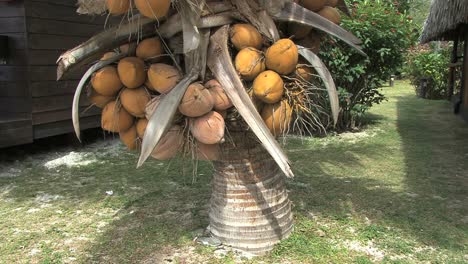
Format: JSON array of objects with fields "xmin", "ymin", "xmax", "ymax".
[
  {"xmin": 0, "ymin": 0, "xmax": 33, "ymax": 147},
  {"xmin": 24, "ymin": 0, "xmax": 106, "ymax": 139}
]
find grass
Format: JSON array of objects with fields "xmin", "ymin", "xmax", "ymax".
[{"xmin": 0, "ymin": 80, "xmax": 467, "ymax": 263}]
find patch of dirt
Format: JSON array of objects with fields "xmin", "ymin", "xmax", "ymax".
[{"xmin": 343, "ymin": 240, "xmax": 385, "ymax": 262}]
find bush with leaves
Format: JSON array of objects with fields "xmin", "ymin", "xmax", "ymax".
[
  {"xmin": 317, "ymin": 0, "xmax": 415, "ymax": 130},
  {"xmin": 405, "ymin": 44, "xmax": 450, "ymax": 99}
]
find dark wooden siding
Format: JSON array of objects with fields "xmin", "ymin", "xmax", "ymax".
[
  {"xmin": 24, "ymin": 0, "xmax": 105, "ymax": 139},
  {"xmin": 0, "ymin": 0, "xmax": 32, "ymax": 147}
]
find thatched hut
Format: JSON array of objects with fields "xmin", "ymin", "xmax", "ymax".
[{"xmin": 421, "ymin": 0, "xmax": 468, "ymax": 121}]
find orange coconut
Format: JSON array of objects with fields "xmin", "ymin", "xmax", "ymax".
[
  {"xmin": 119, "ymin": 125, "xmax": 138, "ymax": 150},
  {"xmin": 265, "ymin": 39, "xmax": 299, "ymax": 75},
  {"xmin": 234, "ymin": 47, "xmax": 266, "ymax": 81},
  {"xmin": 117, "ymin": 57, "xmax": 146, "ymax": 89},
  {"xmin": 120, "ymin": 42, "xmax": 137, "ymax": 55},
  {"xmin": 297, "ymin": 30, "xmax": 322, "ymax": 54},
  {"xmin": 101, "ymin": 101, "xmax": 134, "ymax": 133},
  {"xmin": 253, "ymin": 70, "xmax": 284, "ymax": 104},
  {"xmin": 230, "ymin": 24, "xmax": 263, "ymax": 50},
  {"xmin": 91, "ymin": 66, "xmax": 123, "ymax": 96},
  {"xmin": 120, "ymin": 87, "xmax": 151, "ymax": 118},
  {"xmin": 179, "ymin": 83, "xmax": 214, "ymax": 117},
  {"xmin": 196, "ymin": 141, "xmax": 220, "ymax": 161},
  {"xmin": 147, "ymin": 63, "xmax": 181, "ymax": 94},
  {"xmin": 325, "ymin": 0, "xmax": 338, "ymax": 7},
  {"xmin": 190, "ymin": 111, "xmax": 225, "ymax": 145},
  {"xmin": 100, "ymin": 51, "xmax": 117, "ymax": 61},
  {"xmin": 134, "ymin": 0, "xmax": 171, "ymax": 20},
  {"xmin": 205, "ymin": 80, "xmax": 232, "ymax": 111},
  {"xmin": 136, "ymin": 118, "xmax": 149, "ymax": 138},
  {"xmin": 261, "ymin": 99, "xmax": 293, "ymax": 137},
  {"xmin": 106, "ymin": 0, "xmax": 130, "ymax": 15},
  {"xmin": 136, "ymin": 37, "xmax": 163, "ymax": 61},
  {"xmin": 318, "ymin": 6, "xmax": 341, "ymax": 24},
  {"xmin": 89, "ymin": 91, "xmax": 114, "ymax": 108},
  {"xmin": 152, "ymin": 125, "xmax": 183, "ymax": 160},
  {"xmin": 288, "ymin": 23, "xmax": 312, "ymax": 40},
  {"xmin": 301, "ymin": 0, "xmax": 327, "ymax": 11},
  {"xmin": 295, "ymin": 64, "xmax": 315, "ymax": 82}
]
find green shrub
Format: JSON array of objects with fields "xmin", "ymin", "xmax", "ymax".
[
  {"xmin": 318, "ymin": 0, "xmax": 415, "ymax": 130},
  {"xmin": 405, "ymin": 45, "xmax": 450, "ymax": 99}
]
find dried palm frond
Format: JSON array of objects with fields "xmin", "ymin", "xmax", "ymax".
[{"xmin": 76, "ymin": 0, "xmax": 106, "ymax": 15}]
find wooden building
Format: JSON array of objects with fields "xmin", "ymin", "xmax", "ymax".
[
  {"xmin": 420, "ymin": 0, "xmax": 468, "ymax": 122},
  {"xmin": 0, "ymin": 0, "xmax": 105, "ymax": 148}
]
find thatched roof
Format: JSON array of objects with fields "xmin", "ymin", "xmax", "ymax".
[{"xmin": 420, "ymin": 0, "xmax": 468, "ymax": 43}]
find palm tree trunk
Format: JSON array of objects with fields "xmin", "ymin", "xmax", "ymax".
[{"xmin": 209, "ymin": 131, "xmax": 293, "ymax": 255}]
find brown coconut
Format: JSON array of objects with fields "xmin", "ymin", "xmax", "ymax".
[
  {"xmin": 297, "ymin": 30, "xmax": 322, "ymax": 54},
  {"xmin": 205, "ymin": 80, "xmax": 232, "ymax": 111},
  {"xmin": 145, "ymin": 96, "xmax": 161, "ymax": 120},
  {"xmin": 120, "ymin": 87, "xmax": 151, "ymax": 118},
  {"xmin": 100, "ymin": 51, "xmax": 117, "ymax": 61},
  {"xmin": 134, "ymin": 0, "xmax": 171, "ymax": 20},
  {"xmin": 101, "ymin": 101, "xmax": 134, "ymax": 133},
  {"xmin": 119, "ymin": 125, "xmax": 138, "ymax": 150},
  {"xmin": 253, "ymin": 70, "xmax": 284, "ymax": 104},
  {"xmin": 151, "ymin": 125, "xmax": 183, "ymax": 160},
  {"xmin": 288, "ymin": 23, "xmax": 312, "ymax": 40},
  {"xmin": 147, "ymin": 63, "xmax": 181, "ymax": 94},
  {"xmin": 89, "ymin": 90, "xmax": 114, "ymax": 108},
  {"xmin": 179, "ymin": 83, "xmax": 214, "ymax": 117},
  {"xmin": 91, "ymin": 66, "xmax": 123, "ymax": 96},
  {"xmin": 301, "ymin": 0, "xmax": 327, "ymax": 11},
  {"xmin": 190, "ymin": 111, "xmax": 225, "ymax": 145},
  {"xmin": 325, "ymin": 0, "xmax": 338, "ymax": 7},
  {"xmin": 230, "ymin": 24, "xmax": 263, "ymax": 50},
  {"xmin": 234, "ymin": 48, "xmax": 266, "ymax": 81},
  {"xmin": 318, "ymin": 6, "xmax": 341, "ymax": 24},
  {"xmin": 136, "ymin": 37, "xmax": 163, "ymax": 61},
  {"xmin": 106, "ymin": 0, "xmax": 130, "ymax": 15},
  {"xmin": 261, "ymin": 99, "xmax": 293, "ymax": 137},
  {"xmin": 117, "ymin": 57, "xmax": 146, "ymax": 89},
  {"xmin": 196, "ymin": 141, "xmax": 220, "ymax": 161},
  {"xmin": 295, "ymin": 64, "xmax": 315, "ymax": 82},
  {"xmin": 265, "ymin": 39, "xmax": 299, "ymax": 75},
  {"xmin": 136, "ymin": 118, "xmax": 149, "ymax": 138},
  {"xmin": 120, "ymin": 43, "xmax": 137, "ymax": 55}
]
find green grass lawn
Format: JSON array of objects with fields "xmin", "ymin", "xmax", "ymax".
[{"xmin": 0, "ymin": 80, "xmax": 467, "ymax": 263}]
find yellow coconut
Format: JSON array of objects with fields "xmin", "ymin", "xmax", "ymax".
[
  {"xmin": 117, "ymin": 57, "xmax": 146, "ymax": 89},
  {"xmin": 120, "ymin": 87, "xmax": 151, "ymax": 118},
  {"xmin": 100, "ymin": 51, "xmax": 117, "ymax": 61},
  {"xmin": 318, "ymin": 6, "xmax": 341, "ymax": 24},
  {"xmin": 196, "ymin": 141, "xmax": 220, "ymax": 161},
  {"xmin": 91, "ymin": 66, "xmax": 123, "ymax": 96},
  {"xmin": 190, "ymin": 111, "xmax": 225, "ymax": 145},
  {"xmin": 295, "ymin": 64, "xmax": 315, "ymax": 82},
  {"xmin": 296, "ymin": 30, "xmax": 322, "ymax": 54},
  {"xmin": 288, "ymin": 23, "xmax": 312, "ymax": 40},
  {"xmin": 253, "ymin": 70, "xmax": 284, "ymax": 104},
  {"xmin": 136, "ymin": 118, "xmax": 149, "ymax": 138},
  {"xmin": 119, "ymin": 125, "xmax": 138, "ymax": 150},
  {"xmin": 205, "ymin": 80, "xmax": 232, "ymax": 111},
  {"xmin": 106, "ymin": 0, "xmax": 130, "ymax": 15},
  {"xmin": 325, "ymin": 0, "xmax": 338, "ymax": 7},
  {"xmin": 89, "ymin": 91, "xmax": 114, "ymax": 108},
  {"xmin": 261, "ymin": 99, "xmax": 293, "ymax": 137},
  {"xmin": 136, "ymin": 37, "xmax": 163, "ymax": 61},
  {"xmin": 179, "ymin": 83, "xmax": 214, "ymax": 117},
  {"xmin": 265, "ymin": 39, "xmax": 299, "ymax": 75},
  {"xmin": 230, "ymin": 24, "xmax": 263, "ymax": 50},
  {"xmin": 301, "ymin": 0, "xmax": 327, "ymax": 11},
  {"xmin": 151, "ymin": 125, "xmax": 183, "ymax": 160},
  {"xmin": 101, "ymin": 101, "xmax": 134, "ymax": 133},
  {"xmin": 147, "ymin": 63, "xmax": 181, "ymax": 94},
  {"xmin": 234, "ymin": 48, "xmax": 266, "ymax": 81},
  {"xmin": 134, "ymin": 0, "xmax": 171, "ymax": 20}
]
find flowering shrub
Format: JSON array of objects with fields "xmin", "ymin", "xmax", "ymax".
[{"xmin": 318, "ymin": 0, "xmax": 415, "ymax": 130}]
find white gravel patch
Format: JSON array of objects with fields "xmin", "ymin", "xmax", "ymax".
[
  {"xmin": 44, "ymin": 152, "xmax": 98, "ymax": 169},
  {"xmin": 344, "ymin": 240, "xmax": 385, "ymax": 261}
]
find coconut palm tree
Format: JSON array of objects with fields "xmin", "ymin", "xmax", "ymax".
[{"xmin": 59, "ymin": 0, "xmax": 364, "ymax": 255}]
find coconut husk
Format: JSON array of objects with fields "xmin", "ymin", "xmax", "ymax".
[
  {"xmin": 205, "ymin": 79, "xmax": 233, "ymax": 111},
  {"xmin": 119, "ymin": 125, "xmax": 138, "ymax": 150},
  {"xmin": 151, "ymin": 125, "xmax": 183, "ymax": 160},
  {"xmin": 190, "ymin": 111, "xmax": 225, "ymax": 145},
  {"xmin": 77, "ymin": 0, "xmax": 106, "ymax": 15},
  {"xmin": 179, "ymin": 83, "xmax": 214, "ymax": 117}
]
